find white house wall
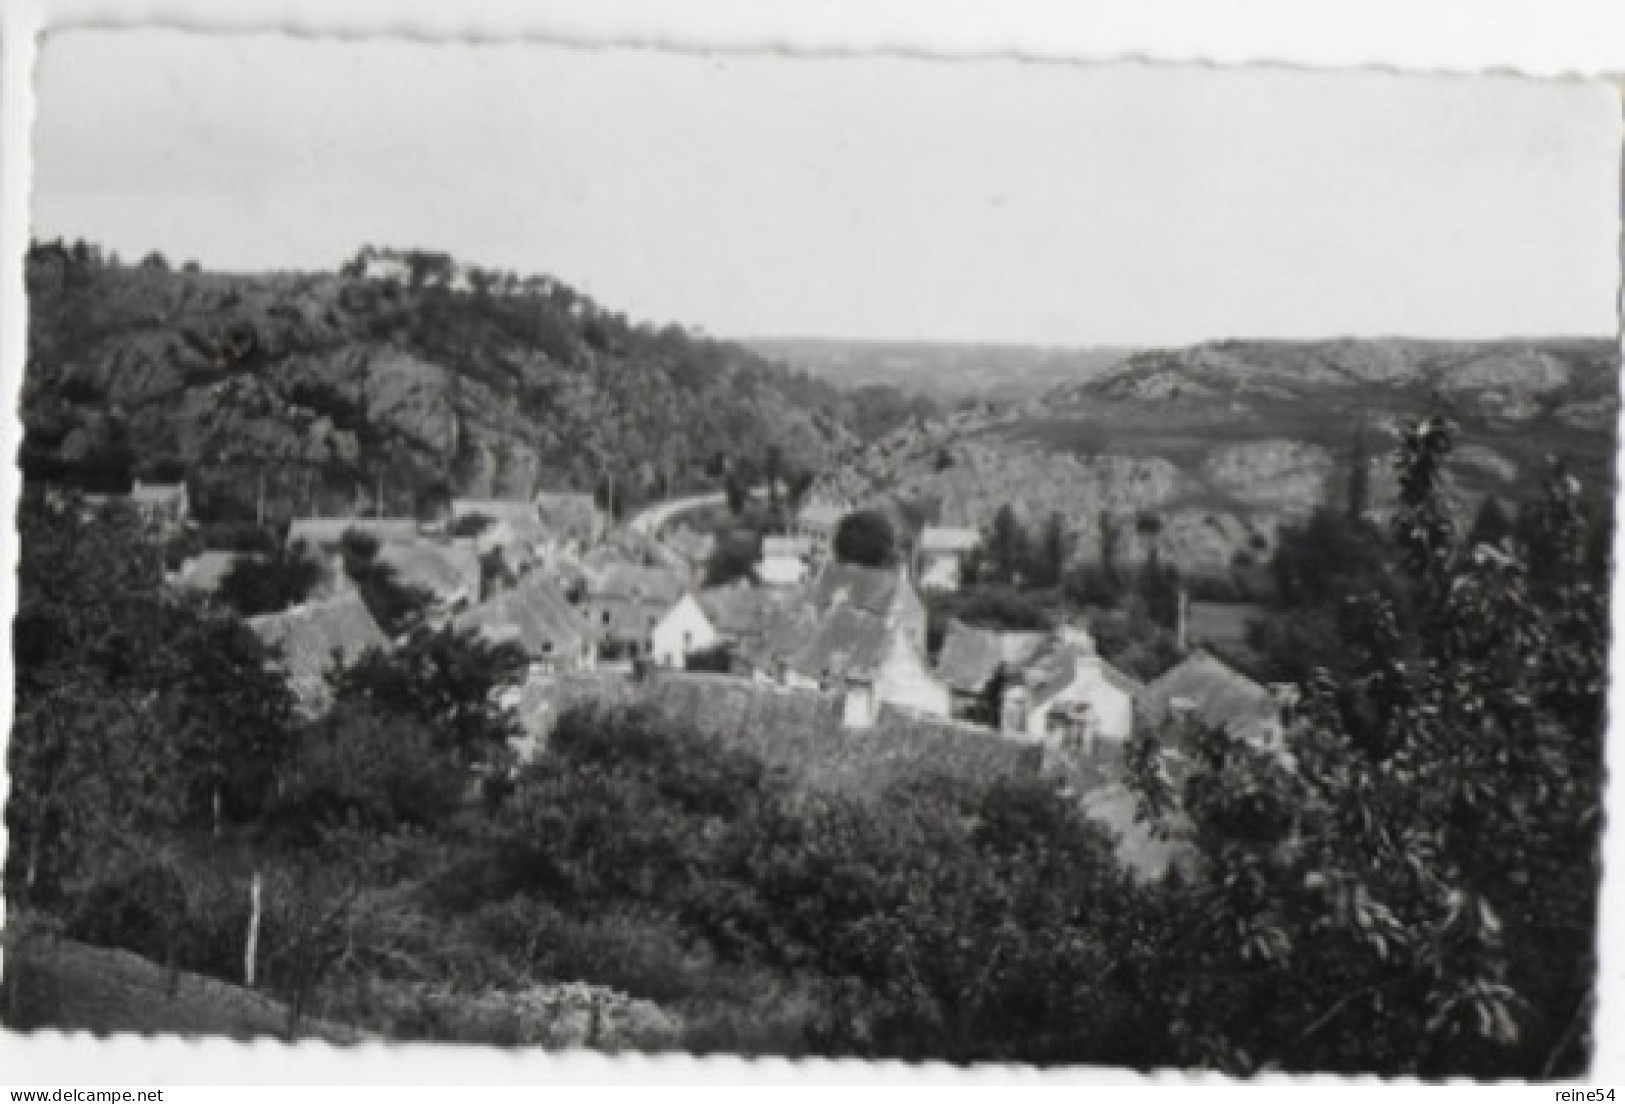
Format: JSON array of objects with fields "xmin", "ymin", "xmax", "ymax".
[
  {"xmin": 757, "ymin": 555, "xmax": 809, "ymax": 586},
  {"xmin": 649, "ymin": 594, "xmax": 718, "ymax": 667},
  {"xmin": 1027, "ymin": 660, "xmax": 1134, "ymax": 742},
  {"xmin": 918, "ymin": 552, "xmax": 961, "ymax": 592},
  {"xmin": 875, "ymin": 631, "xmax": 951, "ymax": 719}
]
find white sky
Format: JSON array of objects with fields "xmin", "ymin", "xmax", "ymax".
[{"xmin": 31, "ymin": 28, "xmax": 1622, "ymax": 345}]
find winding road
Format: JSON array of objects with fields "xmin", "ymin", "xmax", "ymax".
[{"xmin": 626, "ymin": 485, "xmax": 769, "ymax": 537}]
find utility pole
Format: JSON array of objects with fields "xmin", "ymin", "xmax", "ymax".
[
  {"xmin": 244, "ymin": 874, "xmax": 262, "ymax": 989},
  {"xmin": 255, "ymin": 465, "xmax": 266, "ymax": 527},
  {"xmin": 1057, "ymin": 520, "xmax": 1071, "ymax": 633}
]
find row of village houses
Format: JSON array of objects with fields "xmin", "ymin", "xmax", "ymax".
[{"xmin": 104, "ymin": 479, "xmax": 1296, "ymax": 764}]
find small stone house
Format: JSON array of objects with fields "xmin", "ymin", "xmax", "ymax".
[
  {"xmin": 807, "ymin": 561, "xmax": 929, "ymax": 656},
  {"xmin": 796, "ymin": 561, "xmax": 943, "ymax": 726},
  {"xmin": 453, "ymin": 574, "xmax": 595, "ymax": 673},
  {"xmin": 698, "ymin": 583, "xmax": 816, "ymax": 681},
  {"xmin": 247, "ymin": 592, "xmax": 390, "ymax": 714},
  {"xmin": 937, "ymin": 621, "xmax": 1139, "ymax": 764},
  {"xmin": 583, "ymin": 565, "xmax": 689, "ymax": 661},
  {"xmin": 1001, "ymin": 628, "xmax": 1141, "ymax": 763},
  {"xmin": 915, "ymin": 526, "xmax": 981, "ymax": 592},
  {"xmin": 758, "ymin": 535, "xmax": 814, "ymax": 587},
  {"xmin": 1135, "ymin": 649, "xmax": 1294, "ymax": 750},
  {"xmin": 450, "ymin": 499, "xmax": 556, "ymax": 571},
  {"xmin": 787, "ymin": 607, "xmax": 950, "ymax": 728},
  {"xmin": 934, "ymin": 620, "xmax": 1052, "ymax": 722},
  {"xmin": 659, "ymin": 523, "xmax": 718, "ymax": 582},
  {"xmin": 374, "ymin": 537, "xmax": 483, "ymax": 616},
  {"xmin": 786, "ymin": 604, "xmax": 949, "ymax": 728}
]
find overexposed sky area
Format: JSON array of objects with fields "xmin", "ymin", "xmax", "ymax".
[{"xmin": 31, "ymin": 29, "xmax": 1622, "ymax": 345}]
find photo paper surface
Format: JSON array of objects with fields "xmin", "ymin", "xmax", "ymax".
[{"xmin": 3, "ymin": 15, "xmax": 1622, "ymax": 1085}]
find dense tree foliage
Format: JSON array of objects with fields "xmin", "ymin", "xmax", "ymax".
[
  {"xmin": 461, "ymin": 704, "xmax": 1165, "ymax": 1063},
  {"xmin": 217, "ymin": 545, "xmax": 324, "ymax": 617},
  {"xmin": 1032, "ymin": 511, "xmax": 1071, "ymax": 588},
  {"xmin": 833, "ymin": 509, "xmax": 898, "ymax": 568},
  {"xmin": 704, "ymin": 533, "xmax": 761, "ymax": 587},
  {"xmin": 7, "ymin": 491, "xmax": 297, "ymax": 903},
  {"xmin": 981, "ymin": 505, "xmax": 1030, "ymax": 585},
  {"xmin": 331, "ymin": 626, "xmax": 528, "ymax": 780},
  {"xmin": 5, "ymin": 403, "xmax": 1610, "ymax": 1073},
  {"xmin": 1126, "ymin": 411, "xmax": 1608, "ymax": 1076},
  {"xmin": 1133, "ymin": 549, "xmax": 1182, "ymax": 631}
]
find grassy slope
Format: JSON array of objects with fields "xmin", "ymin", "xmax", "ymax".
[{"xmin": 2, "ymin": 921, "xmax": 363, "ymax": 1041}]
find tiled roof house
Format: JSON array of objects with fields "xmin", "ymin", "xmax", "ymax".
[
  {"xmin": 534, "ymin": 492, "xmax": 606, "ymax": 547},
  {"xmin": 1135, "ymin": 649, "xmax": 1287, "ymax": 747},
  {"xmin": 582, "ymin": 565, "xmax": 689, "ymax": 659},
  {"xmin": 792, "ymin": 562, "xmax": 946, "ymax": 726},
  {"xmin": 248, "ymin": 592, "xmax": 389, "ymax": 713},
  {"xmin": 453, "ymin": 574, "xmax": 594, "ymax": 671},
  {"xmin": 375, "ymin": 538, "xmax": 482, "ymax": 613},
  {"xmin": 288, "ymin": 518, "xmax": 423, "ymax": 553},
  {"xmin": 935, "ymin": 621, "xmax": 1051, "ymax": 698},
  {"xmin": 698, "ymin": 584, "xmax": 817, "ymax": 679}
]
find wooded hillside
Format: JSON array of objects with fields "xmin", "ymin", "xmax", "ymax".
[{"xmin": 21, "ymin": 242, "xmax": 894, "ymax": 521}]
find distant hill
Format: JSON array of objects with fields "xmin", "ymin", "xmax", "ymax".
[
  {"xmin": 815, "ymin": 335, "xmax": 1619, "ymax": 582},
  {"xmin": 744, "ymin": 337, "xmax": 1138, "ymax": 403},
  {"xmin": 21, "ymin": 243, "xmax": 881, "ymax": 523}
]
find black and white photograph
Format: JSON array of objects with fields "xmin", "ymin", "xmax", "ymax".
[{"xmin": 2, "ymin": 17, "xmax": 1621, "ymax": 1082}]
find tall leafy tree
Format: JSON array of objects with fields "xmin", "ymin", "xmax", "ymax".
[
  {"xmin": 330, "ymin": 625, "xmax": 528, "ymax": 778},
  {"xmin": 1134, "ymin": 549, "xmax": 1181, "ymax": 631},
  {"xmin": 1127, "ymin": 410, "xmax": 1608, "ymax": 1076},
  {"xmin": 833, "ymin": 509, "xmax": 898, "ymax": 568},
  {"xmin": 1346, "ymin": 422, "xmax": 1373, "ymax": 522},
  {"xmin": 1098, "ymin": 509, "xmax": 1122, "ymax": 590},
  {"xmin": 7, "ymin": 490, "xmax": 296, "ymax": 904},
  {"xmin": 217, "ymin": 546, "xmax": 324, "ymax": 617},
  {"xmin": 1032, "ymin": 511, "xmax": 1070, "ymax": 589},
  {"xmin": 724, "ymin": 471, "xmax": 748, "ymax": 516},
  {"xmin": 985, "ymin": 505, "xmax": 1029, "ymax": 585},
  {"xmin": 764, "ymin": 444, "xmax": 784, "ymax": 513}
]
